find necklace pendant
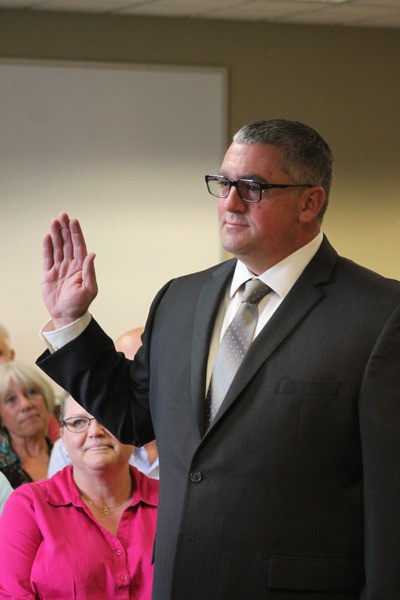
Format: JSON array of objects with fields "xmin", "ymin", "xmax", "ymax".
[{"xmin": 103, "ymin": 507, "xmax": 110, "ymax": 515}]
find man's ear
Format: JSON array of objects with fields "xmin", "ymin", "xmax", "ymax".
[{"xmin": 298, "ymin": 186, "xmax": 326, "ymax": 223}]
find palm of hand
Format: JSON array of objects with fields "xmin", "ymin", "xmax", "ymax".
[
  {"xmin": 41, "ymin": 214, "xmax": 98, "ymax": 323},
  {"xmin": 43, "ymin": 257, "xmax": 94, "ymax": 320}
]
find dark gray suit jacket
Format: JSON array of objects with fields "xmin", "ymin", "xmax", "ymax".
[{"xmin": 38, "ymin": 237, "xmax": 400, "ymax": 599}]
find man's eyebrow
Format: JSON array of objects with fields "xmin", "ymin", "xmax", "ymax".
[{"xmin": 218, "ymin": 170, "xmax": 268, "ymax": 183}]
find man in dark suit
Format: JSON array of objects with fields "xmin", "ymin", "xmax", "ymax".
[{"xmin": 37, "ymin": 119, "xmax": 400, "ymax": 599}]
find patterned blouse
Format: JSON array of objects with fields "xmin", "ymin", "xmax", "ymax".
[{"xmin": 0, "ymin": 432, "xmax": 53, "ymax": 489}]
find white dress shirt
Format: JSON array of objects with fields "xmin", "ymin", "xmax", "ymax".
[{"xmin": 206, "ymin": 232, "xmax": 323, "ymax": 387}]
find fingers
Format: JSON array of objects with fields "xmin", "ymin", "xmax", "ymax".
[
  {"xmin": 47, "ymin": 212, "xmax": 88, "ymax": 265},
  {"xmin": 42, "ymin": 233, "xmax": 55, "ymax": 272},
  {"xmin": 49, "ymin": 216, "xmax": 64, "ymax": 265},
  {"xmin": 69, "ymin": 217, "xmax": 88, "ymax": 262},
  {"xmin": 82, "ymin": 253, "xmax": 98, "ymax": 300},
  {"xmin": 58, "ymin": 212, "xmax": 74, "ymax": 261},
  {"xmin": 42, "ymin": 213, "xmax": 96, "ymax": 321}
]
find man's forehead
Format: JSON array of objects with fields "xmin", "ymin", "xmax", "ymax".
[{"xmin": 221, "ymin": 142, "xmax": 283, "ymax": 177}]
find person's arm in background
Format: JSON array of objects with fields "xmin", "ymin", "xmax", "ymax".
[
  {"xmin": 0, "ymin": 471, "xmax": 13, "ymax": 515},
  {"xmin": 47, "ymin": 439, "xmax": 71, "ymax": 477}
]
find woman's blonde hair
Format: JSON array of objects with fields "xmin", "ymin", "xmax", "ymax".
[{"xmin": 0, "ymin": 361, "xmax": 56, "ymax": 428}]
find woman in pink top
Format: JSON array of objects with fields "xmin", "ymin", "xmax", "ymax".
[{"xmin": 0, "ymin": 393, "xmax": 158, "ymax": 600}]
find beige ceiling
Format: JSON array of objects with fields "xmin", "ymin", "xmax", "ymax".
[{"xmin": 1, "ymin": 0, "xmax": 400, "ymax": 29}]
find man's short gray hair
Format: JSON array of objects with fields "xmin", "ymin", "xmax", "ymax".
[{"xmin": 233, "ymin": 119, "xmax": 333, "ymax": 221}]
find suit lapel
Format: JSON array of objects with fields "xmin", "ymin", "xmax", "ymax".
[
  {"xmin": 208, "ymin": 237, "xmax": 339, "ymax": 431},
  {"xmin": 191, "ymin": 259, "xmax": 236, "ymax": 435}
]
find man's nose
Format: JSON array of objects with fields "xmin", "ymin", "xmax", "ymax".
[{"xmin": 220, "ymin": 184, "xmax": 246, "ymax": 211}]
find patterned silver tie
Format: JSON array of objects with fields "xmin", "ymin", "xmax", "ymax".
[{"xmin": 205, "ymin": 279, "xmax": 271, "ymax": 429}]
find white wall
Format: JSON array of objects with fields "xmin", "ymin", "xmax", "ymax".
[{"xmin": 0, "ymin": 60, "xmax": 227, "ymax": 382}]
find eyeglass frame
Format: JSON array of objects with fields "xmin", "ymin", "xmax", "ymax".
[
  {"xmin": 61, "ymin": 416, "xmax": 97, "ymax": 433},
  {"xmin": 205, "ymin": 174, "xmax": 312, "ymax": 203}
]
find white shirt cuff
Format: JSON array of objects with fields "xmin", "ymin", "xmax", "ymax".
[{"xmin": 40, "ymin": 312, "xmax": 92, "ymax": 352}]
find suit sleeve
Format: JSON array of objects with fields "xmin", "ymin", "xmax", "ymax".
[
  {"xmin": 37, "ymin": 317, "xmax": 154, "ymax": 445},
  {"xmin": 36, "ymin": 279, "xmax": 173, "ymax": 446},
  {"xmin": 359, "ymin": 301, "xmax": 400, "ymax": 598}
]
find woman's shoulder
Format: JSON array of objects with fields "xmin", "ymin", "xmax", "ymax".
[
  {"xmin": 10, "ymin": 465, "xmax": 74, "ymax": 504},
  {"xmin": 130, "ymin": 465, "xmax": 158, "ymax": 507}
]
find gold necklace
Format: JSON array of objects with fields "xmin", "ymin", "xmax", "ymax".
[{"xmin": 80, "ymin": 493, "xmax": 130, "ymax": 516}]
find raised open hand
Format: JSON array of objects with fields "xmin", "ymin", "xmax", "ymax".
[{"xmin": 42, "ymin": 212, "xmax": 98, "ymax": 328}]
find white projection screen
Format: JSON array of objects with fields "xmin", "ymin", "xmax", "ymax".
[{"xmin": 0, "ymin": 60, "xmax": 227, "ymax": 373}]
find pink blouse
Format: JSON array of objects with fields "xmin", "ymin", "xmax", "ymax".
[{"xmin": 0, "ymin": 465, "xmax": 158, "ymax": 599}]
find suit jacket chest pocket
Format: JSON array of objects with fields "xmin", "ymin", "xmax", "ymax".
[
  {"xmin": 276, "ymin": 378, "xmax": 354, "ymax": 466},
  {"xmin": 278, "ymin": 379, "xmax": 341, "ymax": 398}
]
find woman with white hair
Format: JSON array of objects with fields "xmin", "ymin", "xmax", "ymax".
[{"xmin": 0, "ymin": 361, "xmax": 55, "ymax": 487}]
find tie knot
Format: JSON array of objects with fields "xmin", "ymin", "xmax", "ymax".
[{"xmin": 242, "ymin": 279, "xmax": 270, "ymax": 305}]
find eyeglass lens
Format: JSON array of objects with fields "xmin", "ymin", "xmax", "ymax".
[
  {"xmin": 207, "ymin": 176, "xmax": 262, "ymax": 202},
  {"xmin": 63, "ymin": 417, "xmax": 95, "ymax": 432}
]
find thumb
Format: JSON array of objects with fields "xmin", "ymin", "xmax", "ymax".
[{"xmin": 82, "ymin": 252, "xmax": 98, "ymax": 299}]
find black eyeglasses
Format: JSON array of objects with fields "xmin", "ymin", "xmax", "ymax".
[
  {"xmin": 205, "ymin": 175, "xmax": 311, "ymax": 203},
  {"xmin": 61, "ymin": 416, "xmax": 97, "ymax": 433}
]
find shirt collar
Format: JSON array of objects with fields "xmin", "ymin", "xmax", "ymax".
[{"xmin": 231, "ymin": 231, "xmax": 323, "ymax": 299}]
